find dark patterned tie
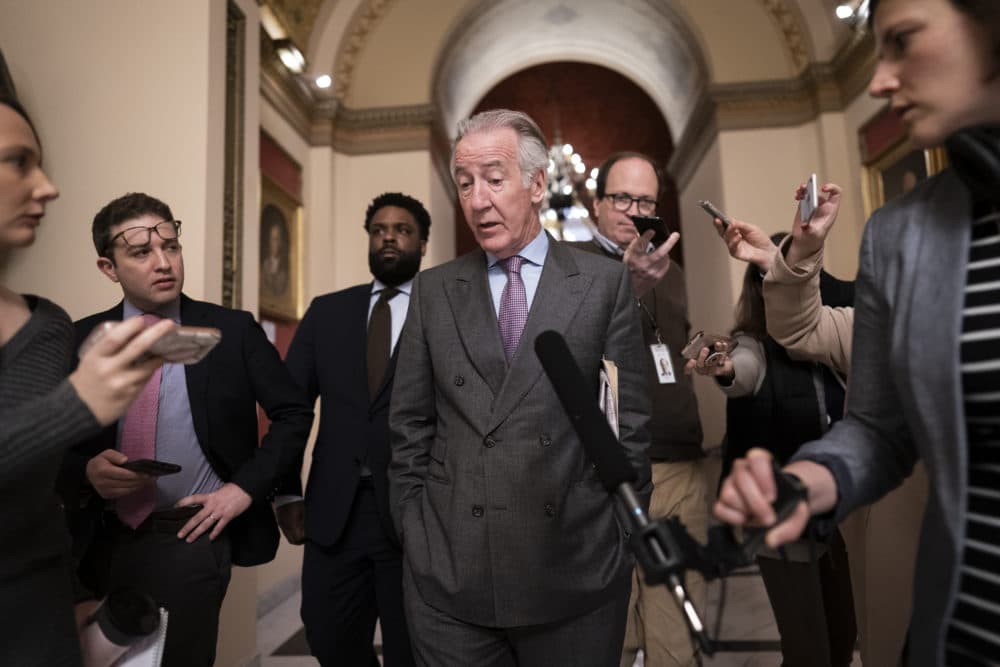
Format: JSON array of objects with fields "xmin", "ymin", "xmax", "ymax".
[
  {"xmin": 498, "ymin": 256, "xmax": 528, "ymax": 363},
  {"xmin": 367, "ymin": 287, "xmax": 399, "ymax": 399}
]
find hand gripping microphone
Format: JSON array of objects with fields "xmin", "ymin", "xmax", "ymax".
[{"xmin": 534, "ymin": 330, "xmax": 713, "ymax": 655}]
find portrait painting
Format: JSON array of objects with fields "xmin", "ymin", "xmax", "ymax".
[
  {"xmin": 259, "ymin": 176, "xmax": 302, "ymax": 320},
  {"xmin": 859, "ymin": 105, "xmax": 947, "ymax": 218}
]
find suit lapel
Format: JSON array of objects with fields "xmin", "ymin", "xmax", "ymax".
[
  {"xmin": 180, "ymin": 295, "xmax": 212, "ymax": 446},
  {"xmin": 489, "ymin": 242, "xmax": 592, "ymax": 431},
  {"xmin": 904, "ymin": 172, "xmax": 970, "ymax": 532},
  {"xmin": 444, "ymin": 251, "xmax": 508, "ymax": 398}
]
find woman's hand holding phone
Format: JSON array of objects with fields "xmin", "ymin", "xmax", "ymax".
[
  {"xmin": 789, "ymin": 181, "xmax": 843, "ymax": 267},
  {"xmin": 70, "ymin": 317, "xmax": 175, "ymax": 426}
]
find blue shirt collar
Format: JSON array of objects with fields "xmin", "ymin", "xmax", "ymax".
[{"xmin": 486, "ymin": 225, "xmax": 549, "ymax": 269}]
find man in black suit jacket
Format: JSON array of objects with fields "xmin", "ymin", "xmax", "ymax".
[
  {"xmin": 276, "ymin": 192, "xmax": 429, "ymax": 666},
  {"xmin": 61, "ymin": 192, "xmax": 313, "ymax": 667}
]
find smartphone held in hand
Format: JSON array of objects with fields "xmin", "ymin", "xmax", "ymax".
[
  {"xmin": 117, "ymin": 459, "xmax": 182, "ymax": 476},
  {"xmin": 799, "ymin": 174, "xmax": 819, "ymax": 223},
  {"xmin": 698, "ymin": 200, "xmax": 731, "ymax": 229},
  {"xmin": 681, "ymin": 331, "xmax": 739, "ymax": 366},
  {"xmin": 78, "ymin": 321, "xmax": 221, "ymax": 365},
  {"xmin": 628, "ymin": 214, "xmax": 670, "ymax": 247}
]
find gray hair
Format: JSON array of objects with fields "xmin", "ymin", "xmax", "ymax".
[{"xmin": 451, "ymin": 109, "xmax": 549, "ymax": 189}]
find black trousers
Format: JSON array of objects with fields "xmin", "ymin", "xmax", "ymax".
[
  {"xmin": 86, "ymin": 510, "xmax": 232, "ymax": 667},
  {"xmin": 757, "ymin": 530, "xmax": 857, "ymax": 667},
  {"xmin": 302, "ymin": 479, "xmax": 414, "ymax": 667},
  {"xmin": 403, "ymin": 562, "xmax": 631, "ymax": 667}
]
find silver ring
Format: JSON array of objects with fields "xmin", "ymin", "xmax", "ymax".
[{"xmin": 208, "ymin": 514, "xmax": 216, "ymax": 521}]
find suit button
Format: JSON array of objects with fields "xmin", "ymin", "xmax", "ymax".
[
  {"xmin": 472, "ymin": 505, "xmax": 484, "ymax": 518},
  {"xmin": 544, "ymin": 503, "xmax": 555, "ymax": 517},
  {"xmin": 484, "ymin": 436, "xmax": 496, "ymax": 448},
  {"xmin": 454, "ymin": 375, "xmax": 465, "ymax": 386},
  {"xmin": 539, "ymin": 434, "xmax": 552, "ymax": 447}
]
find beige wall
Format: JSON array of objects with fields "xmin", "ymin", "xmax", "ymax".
[
  {"xmin": 0, "ymin": 0, "xmax": 223, "ymax": 317},
  {"xmin": 678, "ymin": 137, "xmax": 729, "ymax": 449}
]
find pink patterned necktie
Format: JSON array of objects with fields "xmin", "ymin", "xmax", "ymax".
[
  {"xmin": 498, "ymin": 255, "xmax": 528, "ymax": 364},
  {"xmin": 116, "ymin": 314, "xmax": 162, "ymax": 528}
]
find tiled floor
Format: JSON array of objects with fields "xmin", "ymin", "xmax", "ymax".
[{"xmin": 256, "ymin": 564, "xmax": 860, "ymax": 666}]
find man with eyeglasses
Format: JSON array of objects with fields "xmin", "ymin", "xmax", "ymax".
[
  {"xmin": 59, "ymin": 192, "xmax": 313, "ymax": 666},
  {"xmin": 569, "ymin": 152, "xmax": 707, "ymax": 666}
]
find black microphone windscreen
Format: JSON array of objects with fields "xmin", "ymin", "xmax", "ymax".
[{"xmin": 534, "ymin": 330, "xmax": 638, "ymax": 492}]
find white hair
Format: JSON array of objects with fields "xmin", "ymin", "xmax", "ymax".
[{"xmin": 451, "ymin": 108, "xmax": 548, "ymax": 188}]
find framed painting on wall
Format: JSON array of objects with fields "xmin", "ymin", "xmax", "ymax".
[
  {"xmin": 859, "ymin": 105, "xmax": 947, "ymax": 218},
  {"xmin": 258, "ymin": 175, "xmax": 302, "ymax": 321}
]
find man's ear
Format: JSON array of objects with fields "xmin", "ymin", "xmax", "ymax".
[
  {"xmin": 96, "ymin": 256, "xmax": 119, "ymax": 283},
  {"xmin": 420, "ymin": 239, "xmax": 427, "ymax": 257},
  {"xmin": 529, "ymin": 169, "xmax": 546, "ymax": 205}
]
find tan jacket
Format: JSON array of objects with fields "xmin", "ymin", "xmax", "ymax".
[{"xmin": 762, "ymin": 236, "xmax": 853, "ymax": 378}]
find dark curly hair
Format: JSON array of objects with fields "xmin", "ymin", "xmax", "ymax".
[{"xmin": 364, "ymin": 192, "xmax": 431, "ymax": 240}]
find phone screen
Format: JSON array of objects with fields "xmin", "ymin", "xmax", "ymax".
[
  {"xmin": 799, "ymin": 174, "xmax": 818, "ymax": 223},
  {"xmin": 628, "ymin": 215, "xmax": 669, "ymax": 247}
]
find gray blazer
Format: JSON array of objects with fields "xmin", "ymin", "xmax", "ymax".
[
  {"xmin": 388, "ymin": 239, "xmax": 651, "ymax": 627},
  {"xmin": 794, "ymin": 168, "xmax": 972, "ymax": 665}
]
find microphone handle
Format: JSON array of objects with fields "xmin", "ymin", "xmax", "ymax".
[{"xmin": 615, "ymin": 482, "xmax": 715, "ymax": 656}]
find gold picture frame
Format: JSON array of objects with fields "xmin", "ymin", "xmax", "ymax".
[
  {"xmin": 860, "ymin": 106, "xmax": 948, "ymax": 218},
  {"xmin": 258, "ymin": 175, "xmax": 302, "ymax": 321}
]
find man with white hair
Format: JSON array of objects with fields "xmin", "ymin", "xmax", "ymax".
[{"xmin": 388, "ymin": 108, "xmax": 651, "ymax": 665}]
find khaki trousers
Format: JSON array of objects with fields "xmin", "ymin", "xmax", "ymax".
[
  {"xmin": 620, "ymin": 460, "xmax": 708, "ymax": 667},
  {"xmin": 840, "ymin": 463, "xmax": 928, "ymax": 667}
]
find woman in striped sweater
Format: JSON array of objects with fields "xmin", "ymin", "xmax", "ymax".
[{"xmin": 715, "ymin": 0, "xmax": 1000, "ymax": 664}]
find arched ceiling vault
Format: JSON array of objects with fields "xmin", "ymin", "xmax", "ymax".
[
  {"xmin": 259, "ymin": 0, "xmax": 874, "ymax": 188},
  {"xmin": 431, "ymin": 1, "xmax": 709, "ymax": 146}
]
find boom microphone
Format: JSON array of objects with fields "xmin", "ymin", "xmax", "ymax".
[{"xmin": 534, "ymin": 330, "xmax": 713, "ymax": 655}]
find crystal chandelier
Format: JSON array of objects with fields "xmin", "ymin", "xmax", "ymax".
[{"xmin": 540, "ymin": 132, "xmax": 598, "ymax": 242}]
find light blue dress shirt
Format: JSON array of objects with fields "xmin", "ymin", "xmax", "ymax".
[{"xmin": 121, "ymin": 299, "xmax": 223, "ymax": 509}]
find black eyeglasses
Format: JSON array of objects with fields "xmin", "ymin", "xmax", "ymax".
[
  {"xmin": 605, "ymin": 193, "xmax": 657, "ymax": 215},
  {"xmin": 106, "ymin": 220, "xmax": 182, "ymax": 253}
]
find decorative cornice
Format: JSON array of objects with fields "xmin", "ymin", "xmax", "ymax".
[
  {"xmin": 710, "ymin": 31, "xmax": 874, "ymax": 131},
  {"xmin": 330, "ymin": 103, "xmax": 433, "ymax": 154},
  {"xmin": 668, "ymin": 31, "xmax": 874, "ymax": 190},
  {"xmin": 260, "ymin": 11, "xmax": 874, "ymax": 161},
  {"xmin": 260, "ymin": 27, "xmax": 315, "ymax": 140},
  {"xmin": 758, "ymin": 0, "xmax": 811, "ymax": 72},
  {"xmin": 333, "ymin": 0, "xmax": 395, "ymax": 103}
]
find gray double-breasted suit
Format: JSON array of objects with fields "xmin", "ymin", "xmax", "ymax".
[{"xmin": 388, "ymin": 238, "xmax": 651, "ymax": 632}]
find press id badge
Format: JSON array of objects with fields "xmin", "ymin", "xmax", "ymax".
[{"xmin": 650, "ymin": 344, "xmax": 676, "ymax": 384}]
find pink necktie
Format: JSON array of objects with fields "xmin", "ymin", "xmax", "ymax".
[
  {"xmin": 498, "ymin": 256, "xmax": 528, "ymax": 363},
  {"xmin": 116, "ymin": 314, "xmax": 162, "ymax": 528}
]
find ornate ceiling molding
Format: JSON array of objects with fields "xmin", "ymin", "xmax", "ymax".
[
  {"xmin": 333, "ymin": 0, "xmax": 395, "ymax": 103},
  {"xmin": 668, "ymin": 31, "xmax": 875, "ymax": 191},
  {"xmin": 259, "ymin": 8, "xmax": 874, "ymax": 167},
  {"xmin": 758, "ymin": 0, "xmax": 811, "ymax": 72}
]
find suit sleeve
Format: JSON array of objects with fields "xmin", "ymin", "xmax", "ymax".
[
  {"xmin": 792, "ymin": 216, "xmax": 917, "ymax": 520},
  {"xmin": 387, "ymin": 274, "xmax": 435, "ymax": 540},
  {"xmin": 606, "ymin": 264, "xmax": 653, "ymax": 501},
  {"xmin": 277, "ymin": 301, "xmax": 322, "ymax": 497},
  {"xmin": 229, "ymin": 314, "xmax": 314, "ymax": 502}
]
